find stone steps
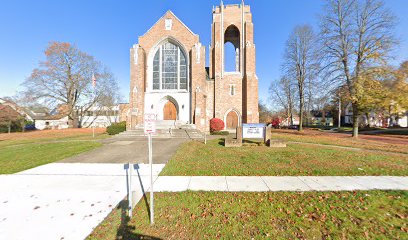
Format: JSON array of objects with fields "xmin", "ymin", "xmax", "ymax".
[
  {"xmin": 116, "ymin": 128, "xmax": 204, "ymax": 140},
  {"xmin": 185, "ymin": 129, "xmax": 205, "ymax": 139}
]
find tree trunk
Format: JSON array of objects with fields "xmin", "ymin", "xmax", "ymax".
[
  {"xmin": 365, "ymin": 112, "xmax": 371, "ymax": 128},
  {"xmin": 290, "ymin": 113, "xmax": 294, "ymax": 126},
  {"xmin": 352, "ymin": 104, "xmax": 359, "ymax": 138},
  {"xmin": 299, "ymin": 94, "xmax": 304, "ymax": 132},
  {"xmin": 338, "ymin": 98, "xmax": 341, "ymax": 129},
  {"xmin": 21, "ymin": 119, "xmax": 26, "ymax": 133},
  {"xmin": 8, "ymin": 120, "xmax": 11, "ymax": 134}
]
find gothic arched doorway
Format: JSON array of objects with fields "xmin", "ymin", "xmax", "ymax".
[
  {"xmin": 226, "ymin": 111, "xmax": 238, "ymax": 129},
  {"xmin": 163, "ymin": 101, "xmax": 177, "ymax": 120}
]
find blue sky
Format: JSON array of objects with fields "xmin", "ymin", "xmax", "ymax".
[{"xmin": 1, "ymin": 0, "xmax": 407, "ymax": 104}]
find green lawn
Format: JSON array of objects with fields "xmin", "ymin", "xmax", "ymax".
[
  {"xmin": 0, "ymin": 140, "xmax": 102, "ymax": 174},
  {"xmin": 88, "ymin": 191, "xmax": 408, "ymax": 239},
  {"xmin": 271, "ymin": 130, "xmax": 408, "ymax": 154},
  {"xmin": 0, "ymin": 133, "xmax": 109, "ymax": 148},
  {"xmin": 365, "ymin": 129, "xmax": 408, "ymax": 136},
  {"xmin": 160, "ymin": 139, "xmax": 408, "ymax": 176}
]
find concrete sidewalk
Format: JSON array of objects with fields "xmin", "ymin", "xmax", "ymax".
[
  {"xmin": 1, "ymin": 163, "xmax": 407, "ymax": 240},
  {"xmin": 154, "ymin": 176, "xmax": 408, "ymax": 192},
  {"xmin": 0, "ymin": 163, "xmax": 164, "ymax": 240}
]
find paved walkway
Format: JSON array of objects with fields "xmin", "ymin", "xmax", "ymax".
[
  {"xmin": 154, "ymin": 176, "xmax": 408, "ymax": 192},
  {"xmin": 0, "ymin": 163, "xmax": 164, "ymax": 240},
  {"xmin": 60, "ymin": 137, "xmax": 186, "ymax": 164}
]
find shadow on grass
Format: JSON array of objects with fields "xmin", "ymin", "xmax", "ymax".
[
  {"xmin": 116, "ymin": 200, "xmax": 162, "ymax": 240},
  {"xmin": 217, "ymin": 139, "xmax": 225, "ymax": 146},
  {"xmin": 242, "ymin": 139, "xmax": 262, "ymax": 144},
  {"xmin": 217, "ymin": 138, "xmax": 265, "ymax": 147},
  {"xmin": 134, "ymin": 164, "xmax": 151, "ymax": 221}
]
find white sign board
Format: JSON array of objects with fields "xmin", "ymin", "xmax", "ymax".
[
  {"xmin": 144, "ymin": 113, "xmax": 156, "ymax": 134},
  {"xmin": 242, "ymin": 124, "xmax": 265, "ymax": 139}
]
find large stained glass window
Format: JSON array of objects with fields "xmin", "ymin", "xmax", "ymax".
[{"xmin": 152, "ymin": 42, "xmax": 188, "ymax": 90}]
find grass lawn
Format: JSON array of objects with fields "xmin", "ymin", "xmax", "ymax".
[
  {"xmin": 0, "ymin": 128, "xmax": 109, "ymax": 147},
  {"xmin": 0, "ymin": 129, "xmax": 107, "ymax": 174},
  {"xmin": 160, "ymin": 139, "xmax": 408, "ymax": 176},
  {"xmin": 364, "ymin": 129, "xmax": 408, "ymax": 136},
  {"xmin": 88, "ymin": 191, "xmax": 408, "ymax": 239},
  {"xmin": 271, "ymin": 130, "xmax": 408, "ymax": 154},
  {"xmin": 0, "ymin": 141, "xmax": 102, "ymax": 174}
]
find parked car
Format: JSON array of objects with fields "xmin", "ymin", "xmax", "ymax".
[
  {"xmin": 24, "ymin": 124, "xmax": 36, "ymax": 131},
  {"xmin": 288, "ymin": 125, "xmax": 299, "ymax": 130}
]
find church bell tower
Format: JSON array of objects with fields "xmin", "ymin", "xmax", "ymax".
[{"xmin": 209, "ymin": 1, "xmax": 259, "ymax": 125}]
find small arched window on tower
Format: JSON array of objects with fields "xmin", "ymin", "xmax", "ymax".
[
  {"xmin": 224, "ymin": 25, "xmax": 240, "ymax": 73},
  {"xmin": 229, "ymin": 84, "xmax": 236, "ymax": 96}
]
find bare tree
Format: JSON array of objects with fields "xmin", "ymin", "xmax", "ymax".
[
  {"xmin": 282, "ymin": 25, "xmax": 319, "ymax": 131},
  {"xmin": 320, "ymin": 0, "xmax": 397, "ymax": 138},
  {"xmin": 22, "ymin": 42, "xmax": 120, "ymax": 128},
  {"xmin": 269, "ymin": 76, "xmax": 297, "ymax": 126},
  {"xmin": 258, "ymin": 101, "xmax": 273, "ymax": 123}
]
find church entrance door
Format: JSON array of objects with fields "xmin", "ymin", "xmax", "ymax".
[
  {"xmin": 163, "ymin": 101, "xmax": 177, "ymax": 120},
  {"xmin": 226, "ymin": 111, "xmax": 238, "ymax": 129}
]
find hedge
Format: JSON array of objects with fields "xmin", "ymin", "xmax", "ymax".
[
  {"xmin": 210, "ymin": 118, "xmax": 224, "ymax": 132},
  {"xmin": 106, "ymin": 121, "xmax": 127, "ymax": 135}
]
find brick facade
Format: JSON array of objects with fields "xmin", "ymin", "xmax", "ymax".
[{"xmin": 127, "ymin": 3, "xmax": 259, "ymax": 132}]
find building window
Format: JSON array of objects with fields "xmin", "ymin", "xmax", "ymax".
[
  {"xmin": 224, "ymin": 25, "xmax": 240, "ymax": 72},
  {"xmin": 152, "ymin": 42, "xmax": 187, "ymax": 91},
  {"xmin": 229, "ymin": 84, "xmax": 236, "ymax": 96}
]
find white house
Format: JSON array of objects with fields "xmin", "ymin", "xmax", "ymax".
[
  {"xmin": 344, "ymin": 103, "xmax": 407, "ymax": 127},
  {"xmin": 80, "ymin": 105, "xmax": 121, "ymax": 128},
  {"xmin": 35, "ymin": 117, "xmax": 69, "ymax": 130}
]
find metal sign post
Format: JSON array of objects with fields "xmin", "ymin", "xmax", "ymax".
[
  {"xmin": 144, "ymin": 113, "xmax": 156, "ymax": 225},
  {"xmin": 148, "ymin": 133, "xmax": 154, "ymax": 225},
  {"xmin": 128, "ymin": 162, "xmax": 132, "ymax": 217}
]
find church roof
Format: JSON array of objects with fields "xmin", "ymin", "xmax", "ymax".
[{"xmin": 141, "ymin": 10, "xmax": 197, "ymax": 38}]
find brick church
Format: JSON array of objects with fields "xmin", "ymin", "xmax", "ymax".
[{"xmin": 127, "ymin": 1, "xmax": 259, "ymax": 132}]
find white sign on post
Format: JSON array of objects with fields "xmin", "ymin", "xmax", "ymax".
[
  {"xmin": 144, "ymin": 113, "xmax": 156, "ymax": 225},
  {"xmin": 144, "ymin": 113, "xmax": 156, "ymax": 135}
]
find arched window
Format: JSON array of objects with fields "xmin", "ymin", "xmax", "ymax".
[
  {"xmin": 224, "ymin": 25, "xmax": 240, "ymax": 72},
  {"xmin": 152, "ymin": 42, "xmax": 187, "ymax": 90}
]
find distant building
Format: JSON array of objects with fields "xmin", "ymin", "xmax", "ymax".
[
  {"xmin": 31, "ymin": 105, "xmax": 69, "ymax": 130},
  {"xmin": 80, "ymin": 105, "xmax": 124, "ymax": 128},
  {"xmin": 310, "ymin": 110, "xmax": 334, "ymax": 127},
  {"xmin": 35, "ymin": 104, "xmax": 127, "ymax": 130},
  {"xmin": 280, "ymin": 116, "xmax": 300, "ymax": 127},
  {"xmin": 0, "ymin": 98, "xmax": 33, "ymax": 121},
  {"xmin": 0, "ymin": 98, "xmax": 129, "ymax": 130},
  {"xmin": 343, "ymin": 103, "xmax": 407, "ymax": 128}
]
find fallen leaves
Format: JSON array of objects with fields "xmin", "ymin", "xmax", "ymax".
[{"xmin": 88, "ymin": 191, "xmax": 408, "ymax": 239}]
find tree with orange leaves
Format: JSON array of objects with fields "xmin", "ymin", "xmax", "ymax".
[{"xmin": 22, "ymin": 42, "xmax": 119, "ymax": 128}]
